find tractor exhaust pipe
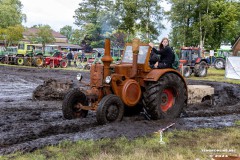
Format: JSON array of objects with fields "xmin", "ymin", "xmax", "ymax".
[
  {"xmin": 130, "ymin": 38, "xmax": 140, "ymax": 78},
  {"xmin": 101, "ymin": 38, "xmax": 113, "ymax": 80}
]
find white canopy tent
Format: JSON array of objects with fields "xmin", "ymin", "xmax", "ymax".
[{"xmin": 225, "ymin": 57, "xmax": 240, "ymax": 80}]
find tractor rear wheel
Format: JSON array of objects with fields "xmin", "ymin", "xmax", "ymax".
[
  {"xmin": 214, "ymin": 58, "xmax": 225, "ymax": 70},
  {"xmin": 24, "ymin": 57, "xmax": 32, "ymax": 66},
  {"xmin": 84, "ymin": 64, "xmax": 91, "ymax": 70},
  {"xmin": 194, "ymin": 61, "xmax": 208, "ymax": 77},
  {"xmin": 34, "ymin": 56, "xmax": 44, "ymax": 67},
  {"xmin": 183, "ymin": 66, "xmax": 192, "ymax": 78},
  {"xmin": 143, "ymin": 73, "xmax": 187, "ymax": 119},
  {"xmin": 62, "ymin": 88, "xmax": 88, "ymax": 119},
  {"xmin": 96, "ymin": 94, "xmax": 124, "ymax": 125}
]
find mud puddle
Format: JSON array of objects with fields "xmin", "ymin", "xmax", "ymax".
[{"xmin": 0, "ymin": 65, "xmax": 239, "ymax": 155}]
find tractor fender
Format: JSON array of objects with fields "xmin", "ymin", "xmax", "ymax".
[
  {"xmin": 196, "ymin": 59, "xmax": 209, "ymax": 66},
  {"xmin": 143, "ymin": 68, "xmax": 187, "ymax": 90}
]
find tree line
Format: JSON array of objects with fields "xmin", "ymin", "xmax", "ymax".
[{"xmin": 0, "ymin": 0, "xmax": 239, "ymax": 51}]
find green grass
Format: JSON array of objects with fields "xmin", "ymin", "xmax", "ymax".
[
  {"xmin": 1, "ymin": 127, "xmax": 239, "ymax": 160},
  {"xmin": 187, "ymin": 67, "xmax": 240, "ymax": 84}
]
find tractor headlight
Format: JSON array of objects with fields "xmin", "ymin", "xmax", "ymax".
[
  {"xmin": 105, "ymin": 76, "xmax": 111, "ymax": 84},
  {"xmin": 76, "ymin": 73, "xmax": 83, "ymax": 81}
]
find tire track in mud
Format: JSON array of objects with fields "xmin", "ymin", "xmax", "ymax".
[{"xmin": 0, "ymin": 65, "xmax": 240, "ymax": 155}]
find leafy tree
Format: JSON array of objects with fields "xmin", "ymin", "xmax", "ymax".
[
  {"xmin": 29, "ymin": 25, "xmax": 56, "ymax": 53},
  {"xmin": 110, "ymin": 31, "xmax": 126, "ymax": 49},
  {"xmin": 0, "ymin": 25, "xmax": 24, "ymax": 47},
  {"xmin": 209, "ymin": 0, "xmax": 240, "ymax": 48},
  {"xmin": 60, "ymin": 25, "xmax": 73, "ymax": 42},
  {"xmin": 0, "ymin": 0, "xmax": 26, "ymax": 28},
  {"xmin": 5, "ymin": 24, "xmax": 24, "ymax": 46},
  {"xmin": 71, "ymin": 29, "xmax": 84, "ymax": 45},
  {"xmin": 167, "ymin": 0, "xmax": 240, "ymax": 49},
  {"xmin": 74, "ymin": 0, "xmax": 117, "ymax": 48},
  {"xmin": 114, "ymin": 0, "xmax": 164, "ymax": 42},
  {"xmin": 114, "ymin": 0, "xmax": 139, "ymax": 41},
  {"xmin": 82, "ymin": 23, "xmax": 104, "ymax": 49},
  {"xmin": 134, "ymin": 0, "xmax": 165, "ymax": 42}
]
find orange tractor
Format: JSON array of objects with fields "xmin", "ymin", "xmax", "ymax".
[{"xmin": 62, "ymin": 38, "xmax": 188, "ymax": 124}]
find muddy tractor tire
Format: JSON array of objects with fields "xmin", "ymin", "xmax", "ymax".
[
  {"xmin": 60, "ymin": 60, "xmax": 68, "ymax": 68},
  {"xmin": 96, "ymin": 94, "xmax": 125, "ymax": 125},
  {"xmin": 84, "ymin": 64, "xmax": 91, "ymax": 70},
  {"xmin": 194, "ymin": 61, "xmax": 208, "ymax": 77},
  {"xmin": 24, "ymin": 57, "xmax": 32, "ymax": 66},
  {"xmin": 62, "ymin": 88, "xmax": 88, "ymax": 119},
  {"xmin": 16, "ymin": 57, "xmax": 24, "ymax": 65},
  {"xmin": 214, "ymin": 58, "xmax": 225, "ymax": 70},
  {"xmin": 183, "ymin": 66, "xmax": 192, "ymax": 78},
  {"xmin": 143, "ymin": 73, "xmax": 187, "ymax": 119},
  {"xmin": 34, "ymin": 56, "xmax": 44, "ymax": 67}
]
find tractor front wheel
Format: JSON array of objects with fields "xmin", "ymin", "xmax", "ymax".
[
  {"xmin": 24, "ymin": 57, "xmax": 32, "ymax": 66},
  {"xmin": 84, "ymin": 64, "xmax": 91, "ymax": 70},
  {"xmin": 60, "ymin": 60, "xmax": 68, "ymax": 68},
  {"xmin": 183, "ymin": 66, "xmax": 192, "ymax": 78},
  {"xmin": 96, "ymin": 94, "xmax": 124, "ymax": 125},
  {"xmin": 62, "ymin": 88, "xmax": 88, "ymax": 119},
  {"xmin": 17, "ymin": 57, "xmax": 24, "ymax": 65},
  {"xmin": 214, "ymin": 58, "xmax": 225, "ymax": 70},
  {"xmin": 143, "ymin": 73, "xmax": 187, "ymax": 119}
]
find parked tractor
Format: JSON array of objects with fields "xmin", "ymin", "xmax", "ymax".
[
  {"xmin": 62, "ymin": 38, "xmax": 188, "ymax": 124},
  {"xmin": 213, "ymin": 49, "xmax": 232, "ymax": 70},
  {"xmin": 17, "ymin": 43, "xmax": 61, "ymax": 67},
  {"xmin": 0, "ymin": 46, "xmax": 18, "ymax": 64},
  {"xmin": 17, "ymin": 43, "xmax": 44, "ymax": 67},
  {"xmin": 45, "ymin": 51, "xmax": 68, "ymax": 68},
  {"xmin": 179, "ymin": 47, "xmax": 209, "ymax": 78}
]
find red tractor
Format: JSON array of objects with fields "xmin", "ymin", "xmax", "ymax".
[
  {"xmin": 62, "ymin": 38, "xmax": 188, "ymax": 124},
  {"xmin": 45, "ymin": 51, "xmax": 68, "ymax": 68},
  {"xmin": 179, "ymin": 47, "xmax": 209, "ymax": 78}
]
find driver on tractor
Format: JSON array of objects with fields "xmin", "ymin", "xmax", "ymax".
[{"xmin": 149, "ymin": 37, "xmax": 175, "ymax": 69}]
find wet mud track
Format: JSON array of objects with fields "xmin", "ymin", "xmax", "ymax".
[{"xmin": 0, "ymin": 65, "xmax": 239, "ymax": 155}]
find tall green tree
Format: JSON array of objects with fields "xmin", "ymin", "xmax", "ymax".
[
  {"xmin": 0, "ymin": 0, "xmax": 25, "ymax": 47},
  {"xmin": 114, "ymin": 0, "xmax": 139, "ymax": 41},
  {"xmin": 167, "ymin": 0, "xmax": 240, "ymax": 49},
  {"xmin": 110, "ymin": 31, "xmax": 126, "ymax": 49},
  {"xmin": 134, "ymin": 0, "xmax": 164, "ymax": 42},
  {"xmin": 113, "ymin": 0, "xmax": 165, "ymax": 42},
  {"xmin": 71, "ymin": 29, "xmax": 84, "ymax": 45},
  {"xmin": 0, "ymin": 0, "xmax": 26, "ymax": 28},
  {"xmin": 209, "ymin": 0, "xmax": 240, "ymax": 48},
  {"xmin": 5, "ymin": 24, "xmax": 24, "ymax": 46},
  {"xmin": 74, "ymin": 0, "xmax": 115, "ymax": 48},
  {"xmin": 29, "ymin": 25, "xmax": 55, "ymax": 53},
  {"xmin": 60, "ymin": 25, "xmax": 74, "ymax": 42}
]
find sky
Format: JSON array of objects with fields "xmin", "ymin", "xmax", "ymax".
[
  {"xmin": 21, "ymin": 0, "xmax": 80, "ymax": 32},
  {"xmin": 20, "ymin": 0, "xmax": 171, "ymax": 40}
]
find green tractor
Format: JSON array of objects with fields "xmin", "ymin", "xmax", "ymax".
[
  {"xmin": 17, "ymin": 43, "xmax": 44, "ymax": 66},
  {"xmin": 17, "ymin": 43, "xmax": 60, "ymax": 67},
  {"xmin": 213, "ymin": 49, "xmax": 232, "ymax": 70},
  {"xmin": 0, "ymin": 46, "xmax": 18, "ymax": 64},
  {"xmin": 0, "ymin": 46, "xmax": 6, "ymax": 63}
]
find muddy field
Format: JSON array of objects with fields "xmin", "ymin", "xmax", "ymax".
[{"xmin": 0, "ymin": 65, "xmax": 239, "ymax": 155}]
